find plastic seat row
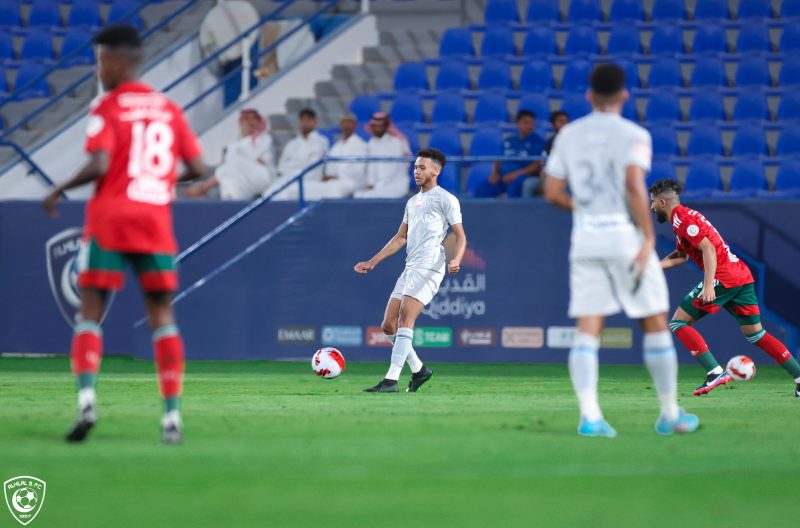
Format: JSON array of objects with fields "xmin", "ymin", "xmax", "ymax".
[
  {"xmin": 650, "ymin": 124, "xmax": 800, "ymax": 157},
  {"xmin": 0, "ymin": 63, "xmax": 50, "ymax": 99},
  {"xmin": 0, "ymin": 0, "xmax": 144, "ymax": 32},
  {"xmin": 0, "ymin": 30, "xmax": 94, "ymax": 66}
]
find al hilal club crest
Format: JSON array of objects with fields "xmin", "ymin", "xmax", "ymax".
[
  {"xmin": 4, "ymin": 476, "xmax": 46, "ymax": 526},
  {"xmin": 45, "ymin": 228, "xmax": 113, "ymax": 327}
]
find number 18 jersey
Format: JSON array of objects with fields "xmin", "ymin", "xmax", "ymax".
[{"xmin": 84, "ymin": 81, "xmax": 202, "ymax": 254}]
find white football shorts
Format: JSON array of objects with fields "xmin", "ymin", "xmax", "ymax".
[{"xmin": 390, "ymin": 266, "xmax": 445, "ymax": 306}]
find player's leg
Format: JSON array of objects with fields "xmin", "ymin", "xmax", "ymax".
[
  {"xmin": 381, "ymin": 297, "xmax": 401, "ymax": 346},
  {"xmin": 396, "ymin": 295, "xmax": 433, "ymax": 392}
]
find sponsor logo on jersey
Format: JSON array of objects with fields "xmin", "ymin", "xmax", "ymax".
[
  {"xmin": 277, "ymin": 326, "xmax": 316, "ymax": 344},
  {"xmin": 457, "ymin": 327, "xmax": 497, "ymax": 347},
  {"xmin": 365, "ymin": 327, "xmax": 392, "ymax": 347},
  {"xmin": 501, "ymin": 327, "xmax": 544, "ymax": 348},
  {"xmin": 687, "ymin": 224, "xmax": 700, "ymax": 237},
  {"xmin": 46, "ymin": 228, "xmax": 114, "ymax": 328},
  {"xmin": 4, "ymin": 476, "xmax": 46, "ymax": 526},
  {"xmin": 546, "ymin": 326, "xmax": 633, "ymax": 349},
  {"xmin": 413, "ymin": 327, "xmax": 452, "ymax": 348},
  {"xmin": 321, "ymin": 326, "xmax": 362, "ymax": 347}
]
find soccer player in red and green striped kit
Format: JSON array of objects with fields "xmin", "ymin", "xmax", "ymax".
[
  {"xmin": 650, "ymin": 179, "xmax": 800, "ymax": 396},
  {"xmin": 43, "ymin": 25, "xmax": 207, "ymax": 443}
]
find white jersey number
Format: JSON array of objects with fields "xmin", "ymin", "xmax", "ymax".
[{"xmin": 128, "ymin": 121, "xmax": 174, "ymax": 179}]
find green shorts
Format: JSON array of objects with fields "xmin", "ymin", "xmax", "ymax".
[
  {"xmin": 679, "ymin": 280, "xmax": 761, "ymax": 325},
  {"xmin": 76, "ymin": 238, "xmax": 178, "ymax": 292}
]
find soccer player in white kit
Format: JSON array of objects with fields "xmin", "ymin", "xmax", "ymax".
[
  {"xmin": 543, "ymin": 64, "xmax": 699, "ymax": 437},
  {"xmin": 354, "ymin": 148, "xmax": 467, "ymax": 393}
]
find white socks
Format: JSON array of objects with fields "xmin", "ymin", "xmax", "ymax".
[
  {"xmin": 386, "ymin": 327, "xmax": 414, "ymax": 381},
  {"xmin": 569, "ymin": 332, "xmax": 603, "ymax": 422},
  {"xmin": 643, "ymin": 331, "xmax": 680, "ymax": 422},
  {"xmin": 78, "ymin": 388, "xmax": 96, "ymax": 410}
]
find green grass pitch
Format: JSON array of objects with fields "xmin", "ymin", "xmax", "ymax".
[{"xmin": 1, "ymin": 356, "xmax": 798, "ymax": 528}]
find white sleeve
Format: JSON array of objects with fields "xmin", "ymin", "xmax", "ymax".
[
  {"xmin": 543, "ymin": 133, "xmax": 567, "ymax": 180},
  {"xmin": 402, "ymin": 200, "xmax": 409, "ymax": 225},
  {"xmin": 444, "ymin": 194, "xmax": 462, "ymax": 226},
  {"xmin": 626, "ymin": 129, "xmax": 652, "ymax": 172}
]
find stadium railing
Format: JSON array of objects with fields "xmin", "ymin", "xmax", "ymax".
[{"xmin": 0, "ymin": 140, "xmax": 54, "ymax": 188}]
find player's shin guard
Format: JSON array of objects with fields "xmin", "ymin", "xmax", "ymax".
[
  {"xmin": 670, "ymin": 320, "xmax": 722, "ymax": 374},
  {"xmin": 154, "ymin": 325, "xmax": 184, "ymax": 413},
  {"xmin": 386, "ymin": 327, "xmax": 413, "ymax": 381},
  {"xmin": 569, "ymin": 333, "xmax": 602, "ymax": 422},
  {"xmin": 71, "ymin": 321, "xmax": 103, "ymax": 391},
  {"xmin": 748, "ymin": 330, "xmax": 800, "ymax": 380},
  {"xmin": 644, "ymin": 331, "xmax": 680, "ymax": 422}
]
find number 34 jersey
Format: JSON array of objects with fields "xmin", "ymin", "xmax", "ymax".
[
  {"xmin": 670, "ymin": 204, "xmax": 753, "ymax": 288},
  {"xmin": 84, "ymin": 81, "xmax": 202, "ymax": 254}
]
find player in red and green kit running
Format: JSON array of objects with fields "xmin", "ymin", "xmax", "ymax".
[
  {"xmin": 43, "ymin": 25, "xmax": 207, "ymax": 443},
  {"xmin": 649, "ymin": 179, "xmax": 800, "ymax": 396}
]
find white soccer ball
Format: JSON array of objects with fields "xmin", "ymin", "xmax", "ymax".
[
  {"xmin": 726, "ymin": 355, "xmax": 756, "ymax": 381},
  {"xmin": 311, "ymin": 347, "xmax": 345, "ymax": 379}
]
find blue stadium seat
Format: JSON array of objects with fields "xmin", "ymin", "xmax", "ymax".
[
  {"xmin": 439, "ymin": 28, "xmax": 474, "ymax": 58},
  {"xmin": 777, "ymin": 91, "xmax": 800, "ymax": 120},
  {"xmin": 68, "ymin": 0, "xmax": 102, "ymax": 28},
  {"xmin": 614, "ymin": 58, "xmax": 640, "ymax": 89},
  {"xmin": 60, "ymin": 30, "xmax": 94, "ymax": 66},
  {"xmin": 733, "ymin": 90, "xmax": 770, "ymax": 120},
  {"xmin": 782, "ymin": 0, "xmax": 800, "ymax": 17},
  {"xmin": 609, "ymin": 0, "xmax": 642, "ymax": 21},
  {"xmin": 561, "ymin": 59, "xmax": 592, "ymax": 91},
  {"xmin": 648, "ymin": 58, "xmax": 683, "ymax": 88},
  {"xmin": 649, "ymin": 125, "xmax": 679, "ymax": 156},
  {"xmin": 692, "ymin": 25, "xmax": 728, "ymax": 54},
  {"xmin": 736, "ymin": 26, "xmax": 771, "ymax": 53},
  {"xmin": 622, "ymin": 97, "xmax": 638, "ymax": 121},
  {"xmin": 689, "ymin": 91, "xmax": 725, "ymax": 121},
  {"xmin": 520, "ymin": 60, "xmax": 553, "ymax": 92},
  {"xmin": 779, "ymin": 24, "xmax": 800, "ymax": 52},
  {"xmin": 647, "ymin": 160, "xmax": 677, "ymax": 188},
  {"xmin": 393, "ymin": 62, "xmax": 428, "ymax": 92},
  {"xmin": 481, "ymin": 26, "xmax": 515, "ymax": 57},
  {"xmin": 108, "ymin": 1, "xmax": 144, "ymax": 30},
  {"xmin": 568, "ymin": 0, "xmax": 602, "ymax": 23},
  {"xmin": 431, "ymin": 93, "xmax": 465, "ymax": 124},
  {"xmin": 606, "ymin": 26, "xmax": 641, "ymax": 55},
  {"xmin": 28, "ymin": 1, "xmax": 62, "ymax": 29},
  {"xmin": 684, "ymin": 160, "xmax": 722, "ymax": 197},
  {"xmin": 20, "ymin": 31, "xmax": 54, "ymax": 63},
  {"xmin": 649, "ymin": 25, "xmax": 684, "ymax": 55},
  {"xmin": 691, "ymin": 56, "xmax": 727, "ymax": 87},
  {"xmin": 349, "ymin": 95, "xmax": 380, "ymax": 124},
  {"xmin": 0, "ymin": 33, "xmax": 14, "ymax": 63},
  {"xmin": 0, "ymin": 66, "xmax": 8, "ymax": 98},
  {"xmin": 469, "ymin": 127, "xmax": 504, "ymax": 156},
  {"xmin": 390, "ymin": 93, "xmax": 424, "ymax": 124},
  {"xmin": 693, "ymin": 0, "xmax": 729, "ymax": 20},
  {"xmin": 518, "ymin": 93, "xmax": 550, "ymax": 121},
  {"xmin": 731, "ymin": 126, "xmax": 768, "ymax": 156},
  {"xmin": 428, "ymin": 126, "xmax": 463, "ymax": 155},
  {"xmin": 438, "ymin": 164, "xmax": 460, "ymax": 193},
  {"xmin": 738, "ymin": 0, "xmax": 773, "ymax": 19},
  {"xmin": 565, "ymin": 26, "xmax": 598, "ymax": 55},
  {"xmin": 396, "ymin": 123, "xmax": 418, "ymax": 153},
  {"xmin": 645, "ymin": 91, "xmax": 681, "ymax": 122},
  {"xmin": 686, "ymin": 124, "xmax": 723, "ymax": 156},
  {"xmin": 726, "ymin": 160, "xmax": 767, "ymax": 196},
  {"xmin": 0, "ymin": 4, "xmax": 21, "ymax": 31},
  {"xmin": 526, "ymin": 0, "xmax": 561, "ymax": 22},
  {"xmin": 466, "ymin": 162, "xmax": 493, "ymax": 194},
  {"xmin": 14, "ymin": 63, "xmax": 49, "ymax": 99},
  {"xmin": 561, "ymin": 93, "xmax": 591, "ymax": 119},
  {"xmin": 774, "ymin": 159, "xmax": 800, "ymax": 192},
  {"xmin": 522, "ymin": 27, "xmax": 557, "ymax": 57},
  {"xmin": 735, "ymin": 56, "xmax": 771, "ymax": 87},
  {"xmin": 478, "ymin": 60, "xmax": 512, "ymax": 91},
  {"xmin": 651, "ymin": 0, "xmax": 684, "ymax": 21},
  {"xmin": 435, "ymin": 60, "xmax": 470, "ymax": 91},
  {"xmin": 776, "ymin": 126, "xmax": 800, "ymax": 155},
  {"xmin": 473, "ymin": 92, "xmax": 508, "ymax": 123},
  {"xmin": 779, "ymin": 56, "xmax": 800, "ymax": 86},
  {"xmin": 484, "ymin": 0, "xmax": 519, "ymax": 24}
]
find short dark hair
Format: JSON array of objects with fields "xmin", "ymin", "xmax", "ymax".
[
  {"xmin": 299, "ymin": 108, "xmax": 317, "ymax": 119},
  {"xmin": 417, "ymin": 147, "xmax": 446, "ymax": 168},
  {"xmin": 93, "ymin": 24, "xmax": 142, "ymax": 49},
  {"xmin": 649, "ymin": 178, "xmax": 682, "ymax": 197},
  {"xmin": 590, "ymin": 63, "xmax": 626, "ymax": 96},
  {"xmin": 550, "ymin": 110, "xmax": 568, "ymax": 124},
  {"xmin": 516, "ymin": 109, "xmax": 536, "ymax": 121}
]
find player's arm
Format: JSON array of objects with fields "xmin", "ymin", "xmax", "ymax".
[
  {"xmin": 543, "ymin": 173, "xmax": 572, "ymax": 211},
  {"xmin": 43, "ymin": 150, "xmax": 110, "ymax": 217},
  {"xmin": 448, "ymin": 223, "xmax": 467, "ymax": 274},
  {"xmin": 177, "ymin": 156, "xmax": 209, "ymax": 183},
  {"xmin": 501, "ymin": 160, "xmax": 542, "ymax": 185},
  {"xmin": 660, "ymin": 249, "xmax": 688, "ymax": 270},
  {"xmin": 354, "ymin": 222, "xmax": 408, "ymax": 274},
  {"xmin": 626, "ymin": 164, "xmax": 656, "ymax": 277},
  {"xmin": 698, "ymin": 237, "xmax": 717, "ymax": 303}
]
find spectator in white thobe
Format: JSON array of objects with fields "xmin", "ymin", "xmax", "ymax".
[
  {"xmin": 310, "ymin": 113, "xmax": 368, "ymax": 198},
  {"xmin": 353, "ymin": 112, "xmax": 411, "ymax": 199},
  {"xmin": 265, "ymin": 108, "xmax": 329, "ymax": 200}
]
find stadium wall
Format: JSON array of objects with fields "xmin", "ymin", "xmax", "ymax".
[{"xmin": 1, "ymin": 200, "xmax": 797, "ymax": 365}]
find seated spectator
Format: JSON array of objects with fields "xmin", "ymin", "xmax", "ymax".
[
  {"xmin": 353, "ymin": 112, "xmax": 411, "ymax": 199},
  {"xmin": 264, "ymin": 108, "xmax": 330, "ymax": 200},
  {"xmin": 475, "ymin": 109, "xmax": 545, "ymax": 198},
  {"xmin": 317, "ymin": 114, "xmax": 368, "ymax": 196},
  {"xmin": 186, "ymin": 109, "xmax": 274, "ymax": 200},
  {"xmin": 523, "ymin": 110, "xmax": 568, "ymax": 197}
]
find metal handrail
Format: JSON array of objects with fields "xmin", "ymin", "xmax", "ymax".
[{"xmin": 0, "ymin": 140, "xmax": 57, "ymax": 189}]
